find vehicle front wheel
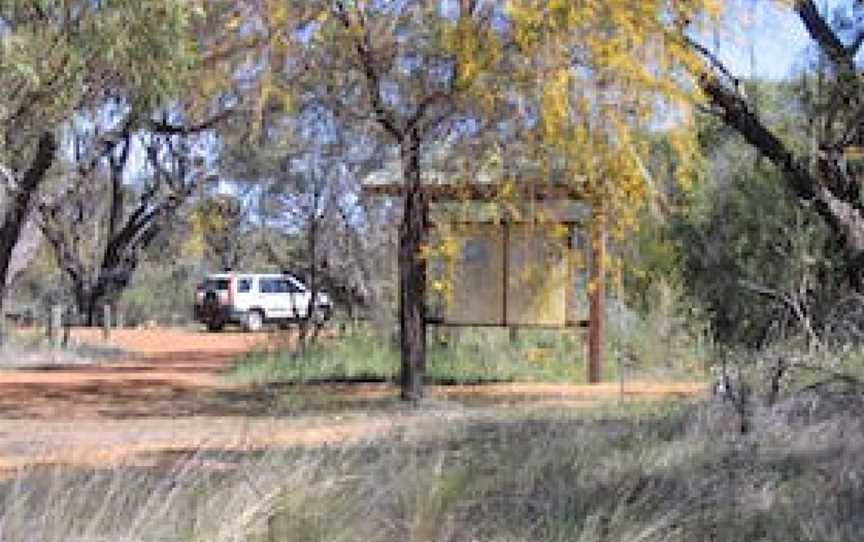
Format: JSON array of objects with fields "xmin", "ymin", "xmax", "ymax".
[
  {"xmin": 245, "ymin": 310, "xmax": 264, "ymax": 332},
  {"xmin": 206, "ymin": 321, "xmax": 224, "ymax": 332},
  {"xmin": 311, "ymin": 306, "xmax": 331, "ymax": 325}
]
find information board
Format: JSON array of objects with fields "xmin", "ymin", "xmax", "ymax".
[{"xmin": 433, "ymin": 223, "xmax": 585, "ymax": 327}]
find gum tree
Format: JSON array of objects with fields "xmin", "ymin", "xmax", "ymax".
[
  {"xmin": 216, "ymin": 0, "xmax": 506, "ymax": 400},
  {"xmin": 38, "ymin": 117, "xmax": 215, "ymax": 325},
  {"xmin": 0, "ymin": 0, "xmax": 203, "ymax": 315}
]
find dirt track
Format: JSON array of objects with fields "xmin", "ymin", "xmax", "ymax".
[{"xmin": 0, "ymin": 328, "xmax": 707, "ymax": 470}]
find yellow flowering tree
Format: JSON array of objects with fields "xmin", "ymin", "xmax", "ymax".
[
  {"xmin": 208, "ymin": 0, "xmax": 509, "ymax": 400},
  {"xmin": 512, "ymin": 0, "xmax": 864, "ymax": 295},
  {"xmin": 508, "ymin": 0, "xmax": 722, "ymax": 235}
]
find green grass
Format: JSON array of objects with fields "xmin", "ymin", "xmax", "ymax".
[
  {"xmin": 230, "ymin": 332, "xmax": 399, "ymax": 384},
  {"xmin": 229, "ymin": 322, "xmax": 706, "ymax": 387},
  {"xmin": 228, "ymin": 328, "xmax": 624, "ymax": 385}
]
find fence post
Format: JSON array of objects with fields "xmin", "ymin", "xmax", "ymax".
[
  {"xmin": 116, "ymin": 310, "xmax": 124, "ymax": 330},
  {"xmin": 102, "ymin": 304, "xmax": 111, "ymax": 340},
  {"xmin": 0, "ymin": 306, "xmax": 6, "ymax": 347},
  {"xmin": 50, "ymin": 305, "xmax": 63, "ymax": 348},
  {"xmin": 62, "ymin": 306, "xmax": 72, "ymax": 347}
]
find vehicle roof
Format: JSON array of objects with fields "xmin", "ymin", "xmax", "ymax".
[{"xmin": 205, "ymin": 273, "xmax": 302, "ymax": 279}]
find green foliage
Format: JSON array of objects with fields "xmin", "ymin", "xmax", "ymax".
[
  {"xmin": 622, "ymin": 217, "xmax": 682, "ymax": 315},
  {"xmin": 673, "ymin": 163, "xmax": 845, "ymax": 347},
  {"xmin": 427, "ymin": 329, "xmax": 587, "ymax": 384},
  {"xmin": 118, "ymin": 261, "xmax": 199, "ymax": 327},
  {"xmin": 183, "ymin": 193, "xmax": 249, "ymax": 270},
  {"xmin": 232, "ymin": 332, "xmax": 398, "ymax": 384},
  {"xmin": 607, "ymin": 296, "xmax": 711, "ymax": 379},
  {"xmin": 0, "ymin": 0, "xmax": 202, "ymax": 161},
  {"xmin": 640, "ymin": 79, "xmax": 857, "ymax": 350}
]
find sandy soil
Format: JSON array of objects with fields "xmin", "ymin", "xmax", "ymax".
[{"xmin": 0, "ymin": 328, "xmax": 707, "ymax": 471}]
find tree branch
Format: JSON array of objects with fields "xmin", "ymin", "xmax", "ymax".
[
  {"xmin": 849, "ymin": 28, "xmax": 864, "ymax": 56},
  {"xmin": 147, "ymin": 109, "xmax": 234, "ymax": 136},
  {"xmin": 681, "ymin": 35, "xmax": 739, "ymax": 87},
  {"xmin": 699, "ymin": 74, "xmax": 816, "ymax": 200},
  {"xmin": 795, "ymin": 0, "xmax": 857, "ymax": 74},
  {"xmin": 334, "ymin": 3, "xmax": 403, "ymax": 140}
]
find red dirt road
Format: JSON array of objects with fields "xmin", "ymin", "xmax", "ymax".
[
  {"xmin": 0, "ymin": 328, "xmax": 275, "ymax": 419},
  {"xmin": 0, "ymin": 328, "xmax": 706, "ymax": 470}
]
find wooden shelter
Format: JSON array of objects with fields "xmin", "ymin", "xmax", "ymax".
[{"xmin": 362, "ymin": 178, "xmax": 607, "ymax": 384}]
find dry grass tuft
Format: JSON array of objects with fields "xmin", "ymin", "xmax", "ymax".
[{"xmin": 0, "ymin": 393, "xmax": 862, "ymax": 541}]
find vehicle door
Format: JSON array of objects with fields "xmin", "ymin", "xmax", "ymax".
[
  {"xmin": 232, "ymin": 276, "xmax": 254, "ymax": 311},
  {"xmin": 258, "ymin": 278, "xmax": 290, "ymax": 319}
]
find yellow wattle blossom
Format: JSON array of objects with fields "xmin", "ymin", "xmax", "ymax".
[{"xmin": 509, "ymin": 0, "xmax": 721, "ymax": 236}]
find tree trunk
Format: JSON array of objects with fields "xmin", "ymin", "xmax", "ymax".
[
  {"xmin": 72, "ymin": 276, "xmax": 120, "ymax": 328},
  {"xmin": 0, "ymin": 132, "xmax": 57, "ymax": 318},
  {"xmin": 308, "ymin": 212, "xmax": 324, "ymax": 345},
  {"xmin": 70, "ymin": 280, "xmax": 88, "ymax": 327},
  {"xmin": 73, "ymin": 279, "xmax": 97, "ymax": 327},
  {"xmin": 298, "ymin": 213, "xmax": 319, "ymax": 354},
  {"xmin": 399, "ymin": 131, "xmax": 428, "ymax": 401}
]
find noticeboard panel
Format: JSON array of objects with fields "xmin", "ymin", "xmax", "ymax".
[
  {"xmin": 506, "ymin": 225, "xmax": 569, "ymax": 326},
  {"xmin": 442, "ymin": 227, "xmax": 505, "ymax": 325},
  {"xmin": 433, "ymin": 223, "xmax": 584, "ymax": 327}
]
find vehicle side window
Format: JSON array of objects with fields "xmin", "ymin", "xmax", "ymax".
[
  {"xmin": 276, "ymin": 279, "xmax": 292, "ymax": 294},
  {"xmin": 237, "ymin": 278, "xmax": 252, "ymax": 293},
  {"xmin": 259, "ymin": 279, "xmax": 276, "ymax": 294}
]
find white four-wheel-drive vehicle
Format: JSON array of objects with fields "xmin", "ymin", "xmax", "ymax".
[{"xmin": 194, "ymin": 272, "xmax": 333, "ymax": 332}]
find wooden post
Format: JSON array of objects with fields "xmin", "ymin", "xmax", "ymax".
[
  {"xmin": 616, "ymin": 339, "xmax": 626, "ymax": 403},
  {"xmin": 50, "ymin": 305, "xmax": 62, "ymax": 348},
  {"xmin": 588, "ymin": 208, "xmax": 606, "ymax": 384},
  {"xmin": 102, "ymin": 304, "xmax": 111, "ymax": 340},
  {"xmin": 62, "ymin": 306, "xmax": 72, "ymax": 347}
]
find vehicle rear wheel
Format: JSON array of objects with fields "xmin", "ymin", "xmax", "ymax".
[
  {"xmin": 245, "ymin": 310, "xmax": 264, "ymax": 332},
  {"xmin": 311, "ymin": 306, "xmax": 331, "ymax": 325}
]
